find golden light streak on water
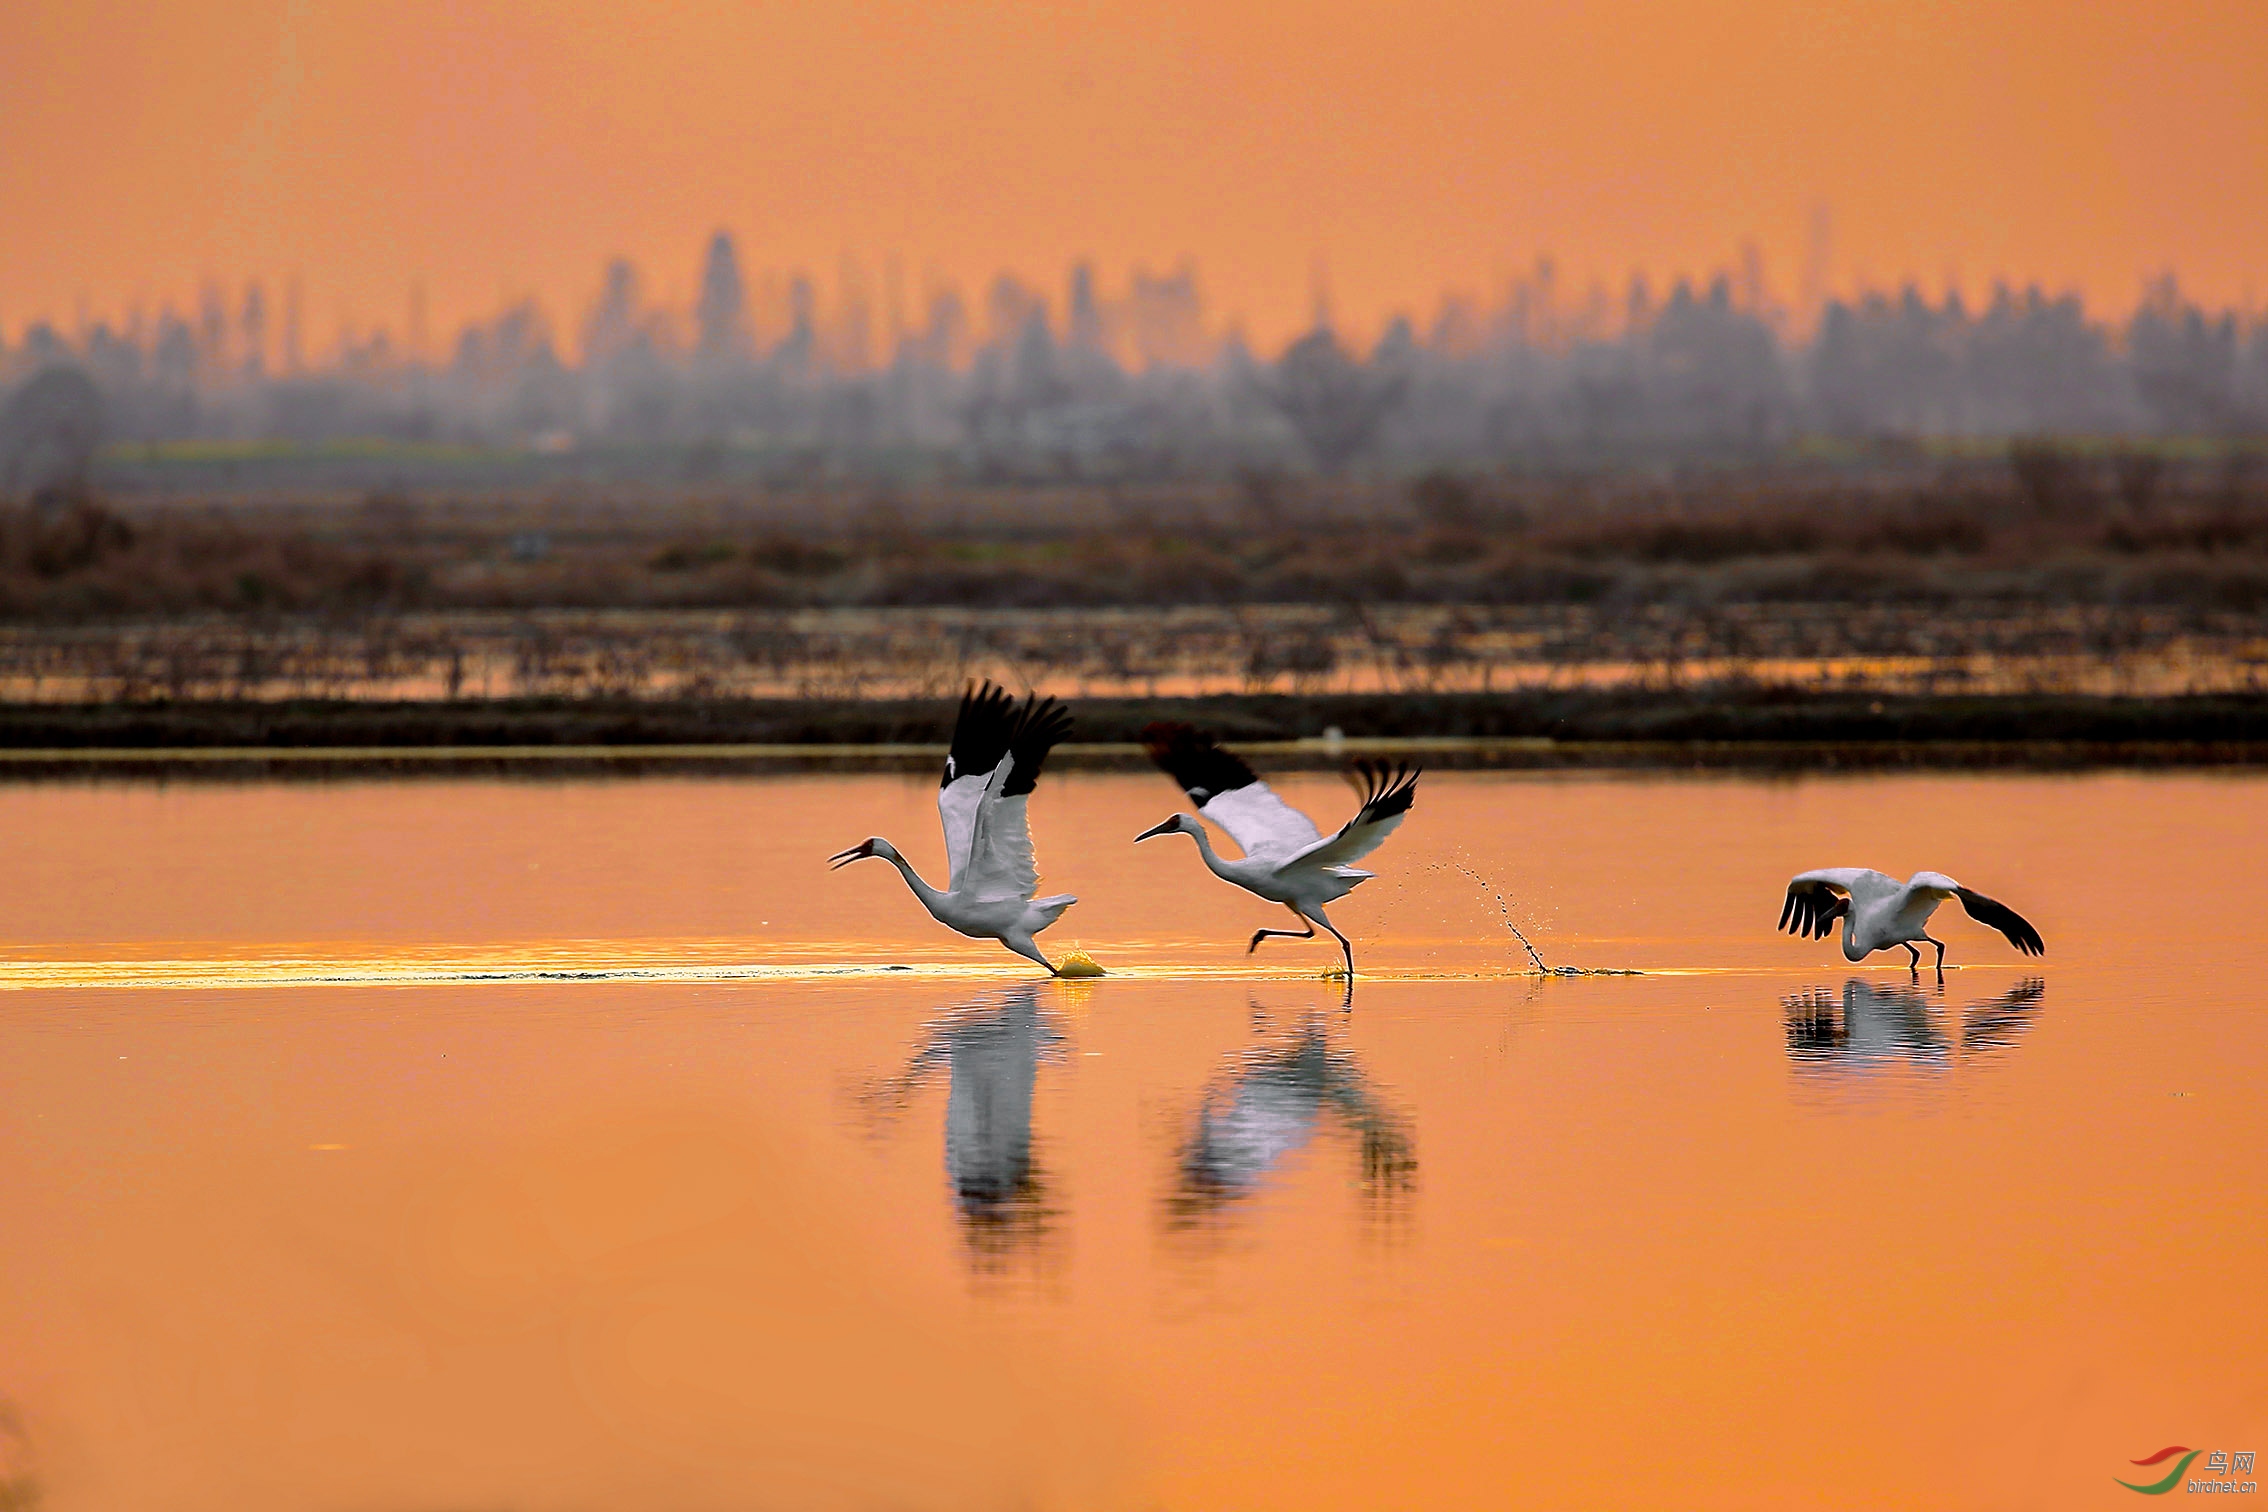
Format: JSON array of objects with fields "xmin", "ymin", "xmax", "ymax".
[{"xmin": 0, "ymin": 940, "xmax": 1673, "ymax": 991}]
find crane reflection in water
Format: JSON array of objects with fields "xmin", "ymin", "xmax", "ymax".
[
  {"xmin": 863, "ymin": 984, "xmax": 1062, "ymax": 1272},
  {"xmin": 1783, "ymin": 977, "xmax": 2048, "ymax": 1072},
  {"xmin": 1166, "ymin": 994, "xmax": 1416, "ymax": 1234}
]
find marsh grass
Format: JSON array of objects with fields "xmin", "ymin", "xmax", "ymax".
[{"xmin": 0, "ymin": 457, "xmax": 2262, "ymax": 703}]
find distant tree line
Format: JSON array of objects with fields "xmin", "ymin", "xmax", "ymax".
[{"xmin": 4, "ymin": 236, "xmax": 2266, "ymax": 485}]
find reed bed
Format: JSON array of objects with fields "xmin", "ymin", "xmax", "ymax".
[
  {"xmin": 0, "ymin": 457, "xmax": 2262, "ymax": 704},
  {"xmin": 0, "ymin": 602, "xmax": 2259, "ymax": 705}
]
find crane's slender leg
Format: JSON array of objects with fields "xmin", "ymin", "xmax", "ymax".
[
  {"xmin": 1306, "ymin": 907, "xmax": 1355, "ymax": 981},
  {"xmin": 1901, "ymin": 942, "xmax": 1922, "ymax": 976},
  {"xmin": 1924, "ymin": 935, "xmax": 1947, "ymax": 984},
  {"xmin": 1249, "ymin": 905, "xmax": 1317, "ymax": 955}
]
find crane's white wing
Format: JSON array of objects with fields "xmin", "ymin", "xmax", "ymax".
[
  {"xmin": 1143, "ymin": 722, "xmax": 1321, "ymax": 862},
  {"xmin": 1889, "ymin": 870, "xmax": 2044, "ymax": 956},
  {"xmin": 1200, "ymin": 784, "xmax": 1323, "ymax": 862},
  {"xmin": 1284, "ymin": 762, "xmax": 1421, "ymax": 872},
  {"xmin": 960, "ymin": 754, "xmax": 1041, "ymax": 902},
  {"xmin": 939, "ymin": 681, "xmax": 1021, "ymax": 889},
  {"xmin": 937, "ymin": 680, "xmax": 1070, "ymax": 893},
  {"xmin": 1793, "ymin": 867, "xmax": 1900, "ymax": 899},
  {"xmin": 1887, "ymin": 870, "xmax": 1960, "ymax": 925},
  {"xmin": 939, "ymin": 772, "xmax": 988, "ymax": 890}
]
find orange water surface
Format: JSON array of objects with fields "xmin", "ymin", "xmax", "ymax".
[{"xmin": 0, "ymin": 770, "xmax": 2261, "ymax": 1509}]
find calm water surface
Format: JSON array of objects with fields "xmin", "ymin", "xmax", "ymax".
[{"xmin": 0, "ymin": 771, "xmax": 2261, "ymax": 1509}]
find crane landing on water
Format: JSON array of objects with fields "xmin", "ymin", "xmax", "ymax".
[
  {"xmin": 829, "ymin": 682, "xmax": 1081, "ymax": 975},
  {"xmin": 1779, "ymin": 868, "xmax": 2045, "ymax": 978}
]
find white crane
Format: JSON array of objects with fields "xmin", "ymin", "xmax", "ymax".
[
  {"xmin": 1134, "ymin": 722, "xmax": 1419, "ymax": 979},
  {"xmin": 829, "ymin": 682, "xmax": 1078, "ymax": 974},
  {"xmin": 1779, "ymin": 868, "xmax": 2044, "ymax": 975}
]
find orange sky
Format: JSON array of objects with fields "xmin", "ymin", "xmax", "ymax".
[{"xmin": 4, "ymin": 0, "xmax": 2264, "ymax": 354}]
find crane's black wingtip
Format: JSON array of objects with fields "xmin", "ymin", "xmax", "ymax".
[
  {"xmin": 1778, "ymin": 881, "xmax": 1846, "ymax": 941},
  {"xmin": 945, "ymin": 680, "xmax": 1070, "ymax": 793},
  {"xmin": 944, "ymin": 680, "xmax": 1018, "ymax": 788},
  {"xmin": 1956, "ymin": 887, "xmax": 2045, "ymax": 959},
  {"xmin": 1002, "ymin": 688, "xmax": 1072, "ymax": 796},
  {"xmin": 1347, "ymin": 758, "xmax": 1419, "ymax": 821},
  {"xmin": 1143, "ymin": 722, "xmax": 1260, "ymax": 804}
]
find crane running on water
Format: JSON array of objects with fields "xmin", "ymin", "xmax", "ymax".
[
  {"xmin": 829, "ymin": 682, "xmax": 1079, "ymax": 975},
  {"xmin": 1134, "ymin": 722, "xmax": 1419, "ymax": 979},
  {"xmin": 1778, "ymin": 868, "xmax": 2044, "ymax": 977}
]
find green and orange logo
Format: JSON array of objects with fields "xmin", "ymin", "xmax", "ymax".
[{"xmin": 2118, "ymin": 1447, "xmax": 2202, "ymax": 1495}]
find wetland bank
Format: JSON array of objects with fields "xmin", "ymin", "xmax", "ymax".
[{"xmin": 5, "ymin": 462, "xmax": 2268, "ymax": 767}]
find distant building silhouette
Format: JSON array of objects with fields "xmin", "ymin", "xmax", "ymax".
[
  {"xmin": 695, "ymin": 230, "xmax": 749, "ymax": 361},
  {"xmin": 10, "ymin": 231, "xmax": 2268, "ymax": 472}
]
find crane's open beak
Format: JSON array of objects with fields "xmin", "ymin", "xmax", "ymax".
[
  {"xmin": 827, "ymin": 842, "xmax": 873, "ymax": 869},
  {"xmin": 1133, "ymin": 818, "xmax": 1178, "ymax": 842}
]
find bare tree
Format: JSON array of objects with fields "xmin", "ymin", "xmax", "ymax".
[
  {"xmin": 0, "ymin": 366, "xmax": 105, "ymax": 502},
  {"xmin": 1257, "ymin": 328, "xmax": 1407, "ymax": 472}
]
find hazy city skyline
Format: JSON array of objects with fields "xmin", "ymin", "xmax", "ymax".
[
  {"xmin": 6, "ymin": 226, "xmax": 2261, "ymax": 484},
  {"xmin": 8, "ymin": 228, "xmax": 2257, "ymax": 373}
]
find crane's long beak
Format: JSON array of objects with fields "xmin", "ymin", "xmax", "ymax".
[
  {"xmin": 1133, "ymin": 818, "xmax": 1178, "ymax": 842},
  {"xmin": 827, "ymin": 843, "xmax": 871, "ymax": 869}
]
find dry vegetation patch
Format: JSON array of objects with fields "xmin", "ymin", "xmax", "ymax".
[{"xmin": 0, "ymin": 457, "xmax": 2261, "ymax": 706}]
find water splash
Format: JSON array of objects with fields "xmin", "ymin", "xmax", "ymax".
[{"xmin": 1431, "ymin": 860, "xmax": 1640, "ymax": 977}]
